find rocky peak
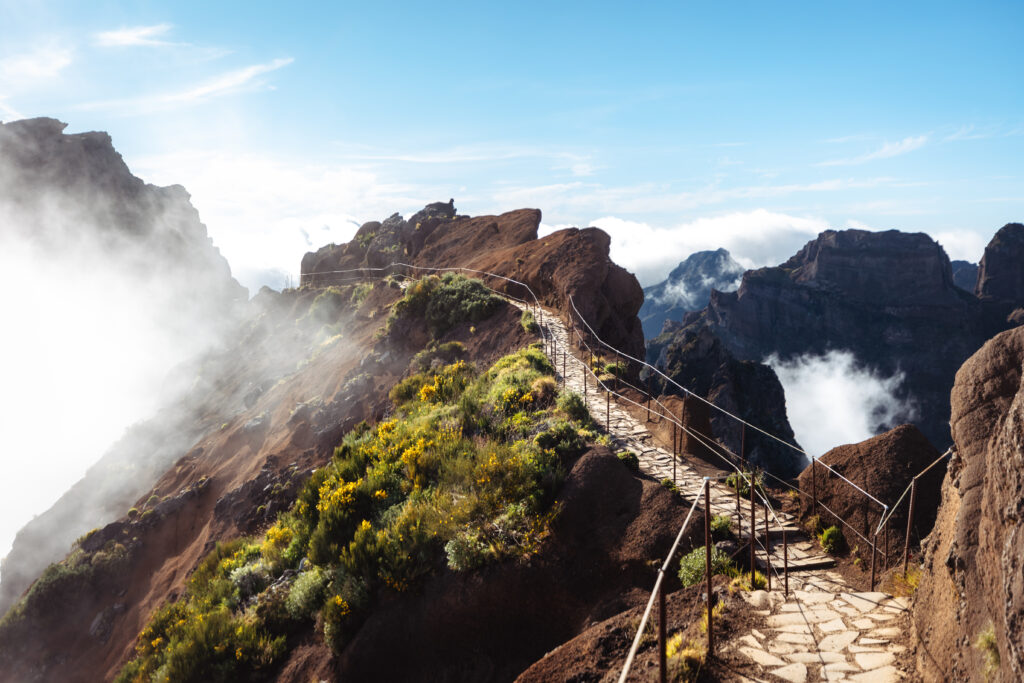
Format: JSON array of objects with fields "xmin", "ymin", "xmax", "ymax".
[
  {"xmin": 781, "ymin": 229, "xmax": 957, "ymax": 306},
  {"xmin": 951, "ymin": 259, "xmax": 979, "ymax": 292},
  {"xmin": 639, "ymin": 248, "xmax": 745, "ymax": 339}
]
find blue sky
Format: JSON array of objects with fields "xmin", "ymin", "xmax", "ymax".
[{"xmin": 1, "ymin": 0, "xmax": 1022, "ymax": 288}]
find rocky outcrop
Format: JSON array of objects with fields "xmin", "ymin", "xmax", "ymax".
[
  {"xmin": 796, "ymin": 424, "xmax": 945, "ymax": 551},
  {"xmin": 647, "ymin": 325, "xmax": 804, "ymax": 476},
  {"xmin": 0, "ymin": 117, "xmax": 246, "ymax": 307},
  {"xmin": 639, "ymin": 248, "xmax": 745, "ymax": 339},
  {"xmin": 952, "ymin": 259, "xmax": 979, "ymax": 292},
  {"xmin": 913, "ymin": 326, "xmax": 1024, "ymax": 682},
  {"xmin": 687, "ymin": 229, "xmax": 983, "ymax": 449},
  {"xmin": 302, "ymin": 202, "xmax": 646, "ymax": 361},
  {"xmin": 976, "ymin": 223, "xmax": 1024, "ymax": 336}
]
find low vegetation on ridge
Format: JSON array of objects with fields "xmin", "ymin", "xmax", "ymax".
[{"xmin": 115, "ymin": 344, "xmax": 594, "ymax": 682}]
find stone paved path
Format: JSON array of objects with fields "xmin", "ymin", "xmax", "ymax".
[{"xmin": 529, "ymin": 306, "xmax": 913, "ymax": 682}]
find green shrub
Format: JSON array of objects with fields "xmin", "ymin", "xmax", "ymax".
[
  {"xmin": 725, "ymin": 470, "xmax": 765, "ymax": 498},
  {"xmin": 530, "ymin": 376, "xmax": 558, "ymax": 406},
  {"xmin": 520, "ymin": 309, "xmax": 539, "ymax": 333},
  {"xmin": 286, "ymin": 567, "xmax": 329, "ymax": 620},
  {"xmin": 307, "ymin": 287, "xmax": 346, "ymax": 325},
  {"xmin": 351, "ymin": 282, "xmax": 373, "ymax": 306},
  {"xmin": 974, "ymin": 621, "xmax": 1000, "ymax": 679},
  {"xmin": 556, "ymin": 391, "xmax": 590, "ymax": 424},
  {"xmin": 534, "ymin": 421, "xmax": 586, "ymax": 461},
  {"xmin": 710, "ymin": 514, "xmax": 732, "ymax": 539},
  {"xmin": 388, "ymin": 273, "xmax": 502, "ymax": 337},
  {"xmin": 818, "ymin": 525, "xmax": 844, "ymax": 554},
  {"xmin": 616, "ymin": 450, "xmax": 640, "ymax": 473},
  {"xmin": 660, "ymin": 478, "xmax": 678, "ymax": 493},
  {"xmin": 678, "ymin": 545, "xmax": 733, "ymax": 587},
  {"xmin": 445, "ymin": 529, "xmax": 494, "ymax": 571}
]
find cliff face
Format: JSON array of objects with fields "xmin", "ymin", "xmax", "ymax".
[
  {"xmin": 638, "ymin": 248, "xmax": 745, "ymax": 339},
  {"xmin": 976, "ymin": 223, "xmax": 1024, "ymax": 336},
  {"xmin": 693, "ymin": 229, "xmax": 984, "ymax": 449},
  {"xmin": 0, "ymin": 118, "xmax": 247, "ymax": 617},
  {"xmin": 952, "ymin": 260, "xmax": 979, "ymax": 293},
  {"xmin": 647, "ymin": 324, "xmax": 804, "ymax": 476},
  {"xmin": 301, "ymin": 203, "xmax": 646, "ymax": 361},
  {"xmin": 913, "ymin": 326, "xmax": 1024, "ymax": 682}
]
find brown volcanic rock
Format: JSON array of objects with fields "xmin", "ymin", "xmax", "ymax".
[
  {"xmin": 693, "ymin": 228, "xmax": 982, "ymax": 450},
  {"xmin": 976, "ymin": 223, "xmax": 1024, "ymax": 335},
  {"xmin": 796, "ymin": 424, "xmax": 944, "ymax": 551},
  {"xmin": 647, "ymin": 324, "xmax": 803, "ymax": 476},
  {"xmin": 328, "ymin": 447, "xmax": 702, "ymax": 682},
  {"xmin": 301, "ymin": 203, "xmax": 646, "ymax": 360},
  {"xmin": 914, "ymin": 326, "xmax": 1024, "ymax": 682}
]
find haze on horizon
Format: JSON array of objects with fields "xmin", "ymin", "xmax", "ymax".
[{"xmin": 0, "ymin": 1, "xmax": 1021, "ymax": 564}]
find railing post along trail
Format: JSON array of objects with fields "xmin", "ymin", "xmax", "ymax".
[
  {"xmin": 704, "ymin": 479, "xmax": 714, "ymax": 656},
  {"xmin": 903, "ymin": 478, "xmax": 918, "ymax": 576},
  {"xmin": 783, "ymin": 527, "xmax": 789, "ymax": 596},
  {"xmin": 764, "ymin": 498, "xmax": 772, "ymax": 591},
  {"xmin": 658, "ymin": 578, "xmax": 667, "ymax": 683},
  {"xmin": 749, "ymin": 473, "xmax": 756, "ymax": 583}
]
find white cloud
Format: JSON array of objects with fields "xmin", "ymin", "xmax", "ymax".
[
  {"xmin": 130, "ymin": 149, "xmax": 433, "ymax": 290},
  {"xmin": 77, "ymin": 57, "xmax": 294, "ymax": 113},
  {"xmin": 93, "ymin": 23, "xmax": 177, "ymax": 48},
  {"xmin": 0, "ymin": 98, "xmax": 25, "ymax": 120},
  {"xmin": 931, "ymin": 229, "xmax": 988, "ymax": 263},
  {"xmin": 818, "ymin": 135, "xmax": 928, "ymax": 166},
  {"xmin": 767, "ymin": 351, "xmax": 917, "ymax": 458},
  {"xmin": 541, "ymin": 209, "xmax": 829, "ymax": 285},
  {"xmin": 0, "ymin": 46, "xmax": 72, "ymax": 85}
]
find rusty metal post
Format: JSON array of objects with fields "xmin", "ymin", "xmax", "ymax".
[
  {"xmin": 749, "ymin": 473, "xmax": 756, "ymax": 584},
  {"xmin": 646, "ymin": 376, "xmax": 651, "ymax": 423},
  {"xmin": 870, "ymin": 536, "xmax": 877, "ymax": 590},
  {"xmin": 735, "ymin": 481, "xmax": 740, "ymax": 516},
  {"xmin": 863, "ymin": 496, "xmax": 869, "ymax": 540},
  {"xmin": 705, "ymin": 480, "xmax": 714, "ymax": 656},
  {"xmin": 672, "ymin": 421, "xmax": 677, "ymax": 459},
  {"xmin": 741, "ymin": 423, "xmax": 746, "ymax": 464},
  {"xmin": 783, "ymin": 527, "xmax": 789, "ymax": 596},
  {"xmin": 811, "ymin": 458, "xmax": 817, "ymax": 514},
  {"xmin": 598, "ymin": 387, "xmax": 606, "ymax": 430},
  {"xmin": 658, "ymin": 578, "xmax": 667, "ymax": 683},
  {"xmin": 584, "ymin": 367, "xmax": 587, "ymax": 401},
  {"xmin": 561, "ymin": 349, "xmax": 566, "ymax": 387},
  {"xmin": 903, "ymin": 478, "xmax": 918, "ymax": 576},
  {"xmin": 764, "ymin": 497, "xmax": 772, "ymax": 591},
  {"xmin": 884, "ymin": 522, "xmax": 889, "ymax": 569}
]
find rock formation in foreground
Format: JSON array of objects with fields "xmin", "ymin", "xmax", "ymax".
[
  {"xmin": 913, "ymin": 326, "xmax": 1024, "ymax": 682},
  {"xmin": 796, "ymin": 424, "xmax": 945, "ymax": 556},
  {"xmin": 639, "ymin": 248, "xmax": 745, "ymax": 339}
]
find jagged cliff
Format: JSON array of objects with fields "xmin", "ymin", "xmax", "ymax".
[
  {"xmin": 678, "ymin": 229, "xmax": 984, "ymax": 449},
  {"xmin": 913, "ymin": 326, "xmax": 1024, "ymax": 682}
]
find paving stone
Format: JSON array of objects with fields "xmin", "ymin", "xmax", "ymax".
[
  {"xmin": 783, "ymin": 651, "xmax": 845, "ymax": 664},
  {"xmin": 854, "ymin": 652, "xmax": 895, "ymax": 669},
  {"xmin": 842, "ymin": 592, "xmax": 890, "ymax": 612},
  {"xmin": 848, "ymin": 665, "xmax": 901, "ymax": 682},
  {"xmin": 742, "ymin": 590, "xmax": 772, "ymax": 609},
  {"xmin": 794, "ymin": 590, "xmax": 834, "ymax": 604},
  {"xmin": 869, "ymin": 627, "xmax": 902, "ymax": 638},
  {"xmin": 773, "ymin": 624, "xmax": 814, "ymax": 635},
  {"xmin": 824, "ymin": 662, "xmax": 862, "ymax": 673},
  {"xmin": 818, "ymin": 618, "xmax": 847, "ymax": 633},
  {"xmin": 859, "ymin": 637, "xmax": 888, "ymax": 645},
  {"xmin": 739, "ymin": 646, "xmax": 788, "ymax": 667},
  {"xmin": 738, "ymin": 634, "xmax": 763, "ymax": 649},
  {"xmin": 866, "ymin": 613, "xmax": 896, "ymax": 622},
  {"xmin": 769, "ymin": 663, "xmax": 807, "ymax": 683},
  {"xmin": 851, "ymin": 618, "xmax": 876, "ymax": 630},
  {"xmin": 776, "ymin": 632, "xmax": 816, "ymax": 645},
  {"xmin": 751, "ymin": 628, "xmax": 766, "ymax": 640},
  {"xmin": 848, "ymin": 645, "xmax": 885, "ymax": 653},
  {"xmin": 818, "ymin": 631, "xmax": 859, "ymax": 652}
]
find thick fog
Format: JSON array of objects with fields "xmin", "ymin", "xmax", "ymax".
[
  {"xmin": 0, "ymin": 120, "xmax": 242, "ymax": 587},
  {"xmin": 766, "ymin": 350, "xmax": 917, "ymax": 458}
]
